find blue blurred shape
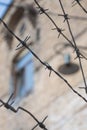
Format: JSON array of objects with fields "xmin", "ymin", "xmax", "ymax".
[
  {"xmin": 15, "ymin": 53, "xmax": 34, "ymax": 97},
  {"xmin": 0, "ymin": 0, "xmax": 13, "ymax": 18}
]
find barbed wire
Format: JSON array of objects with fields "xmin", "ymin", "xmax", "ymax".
[
  {"xmin": 34, "ymin": 0, "xmax": 87, "ymax": 60},
  {"xmin": 0, "ymin": 93, "xmax": 48, "ymax": 130},
  {"xmin": 58, "ymin": 0, "xmax": 87, "ymax": 94},
  {"xmin": 0, "ymin": 2, "xmax": 87, "ymax": 103},
  {"xmin": 72, "ymin": 0, "xmax": 87, "ymax": 14},
  {"xmin": 0, "ymin": 0, "xmax": 87, "ymax": 129},
  {"xmin": 34, "ymin": 0, "xmax": 87, "ymax": 93}
]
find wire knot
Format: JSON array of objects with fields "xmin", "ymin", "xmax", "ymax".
[
  {"xmin": 37, "ymin": 7, "xmax": 48, "ymax": 14},
  {"xmin": 58, "ymin": 14, "xmax": 70, "ymax": 22},
  {"xmin": 45, "ymin": 63, "xmax": 52, "ymax": 76},
  {"xmin": 39, "ymin": 122, "xmax": 46, "ymax": 129},
  {"xmin": 52, "ymin": 27, "xmax": 65, "ymax": 38},
  {"xmin": 16, "ymin": 35, "xmax": 30, "ymax": 50}
]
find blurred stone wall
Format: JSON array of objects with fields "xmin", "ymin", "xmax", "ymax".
[{"xmin": 0, "ymin": 0, "xmax": 87, "ymax": 130}]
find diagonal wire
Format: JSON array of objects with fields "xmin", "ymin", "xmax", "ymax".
[
  {"xmin": 34, "ymin": 0, "xmax": 87, "ymax": 61},
  {"xmin": 58, "ymin": 0, "xmax": 87, "ymax": 93},
  {"xmin": 32, "ymin": 116, "xmax": 48, "ymax": 130},
  {"xmin": 0, "ymin": 11, "xmax": 87, "ymax": 104},
  {"xmin": 34, "ymin": 0, "xmax": 74, "ymax": 47},
  {"xmin": 72, "ymin": 0, "xmax": 87, "ymax": 14},
  {"xmin": 0, "ymin": 98, "xmax": 48, "ymax": 130},
  {"xmin": 7, "ymin": 93, "xmax": 14, "ymax": 104}
]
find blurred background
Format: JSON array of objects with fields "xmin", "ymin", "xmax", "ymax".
[{"xmin": 0, "ymin": 0, "xmax": 87, "ymax": 130}]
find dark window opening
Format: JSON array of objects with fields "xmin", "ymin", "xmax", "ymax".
[
  {"xmin": 5, "ymin": 7, "xmax": 24, "ymax": 49},
  {"xmin": 27, "ymin": 4, "xmax": 38, "ymax": 28}
]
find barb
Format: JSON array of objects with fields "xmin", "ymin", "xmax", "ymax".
[
  {"xmin": 16, "ymin": 43, "xmax": 87, "ymax": 103},
  {"xmin": 17, "ymin": 107, "xmax": 48, "ymax": 130},
  {"xmin": 16, "ymin": 35, "xmax": 30, "ymax": 50},
  {"xmin": 7, "ymin": 93, "xmax": 14, "ymax": 103},
  {"xmin": 45, "ymin": 63, "xmax": 52, "ymax": 77},
  {"xmin": 58, "ymin": 14, "xmax": 70, "ymax": 22},
  {"xmin": 34, "ymin": 0, "xmax": 87, "ymax": 60},
  {"xmin": 0, "ymin": 95, "xmax": 48, "ymax": 130},
  {"xmin": 72, "ymin": 0, "xmax": 87, "ymax": 14},
  {"xmin": 0, "ymin": 18, "xmax": 23, "ymax": 44},
  {"xmin": 72, "ymin": 0, "xmax": 82, "ymax": 6},
  {"xmin": 32, "ymin": 116, "xmax": 48, "ymax": 130},
  {"xmin": 0, "ymin": 93, "xmax": 16, "ymax": 111},
  {"xmin": 52, "ymin": 28, "xmax": 65, "ymax": 38},
  {"xmin": 37, "ymin": 6, "xmax": 49, "ymax": 15},
  {"xmin": 34, "ymin": 0, "xmax": 75, "ymax": 47},
  {"xmin": 0, "ymin": 4, "xmax": 87, "ymax": 104},
  {"xmin": 58, "ymin": 0, "xmax": 78, "ymax": 48},
  {"xmin": 1, "ymin": 1, "xmax": 87, "ymax": 129},
  {"xmin": 58, "ymin": 0, "xmax": 87, "ymax": 94}
]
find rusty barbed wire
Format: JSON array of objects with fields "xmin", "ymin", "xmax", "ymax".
[
  {"xmin": 34, "ymin": 0, "xmax": 87, "ymax": 60},
  {"xmin": 72, "ymin": 0, "xmax": 82, "ymax": 6},
  {"xmin": 58, "ymin": 0, "xmax": 87, "ymax": 93},
  {"xmin": 0, "ymin": 1, "xmax": 87, "ymax": 129},
  {"xmin": 34, "ymin": 0, "xmax": 74, "ymax": 47},
  {"xmin": 0, "ymin": 93, "xmax": 48, "ymax": 130},
  {"xmin": 0, "ymin": 0, "xmax": 87, "ymax": 102},
  {"xmin": 34, "ymin": 0, "xmax": 87, "ymax": 93},
  {"xmin": 72, "ymin": 0, "xmax": 87, "ymax": 14}
]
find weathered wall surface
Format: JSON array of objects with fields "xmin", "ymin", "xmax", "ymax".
[{"xmin": 0, "ymin": 0, "xmax": 87, "ymax": 130}]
